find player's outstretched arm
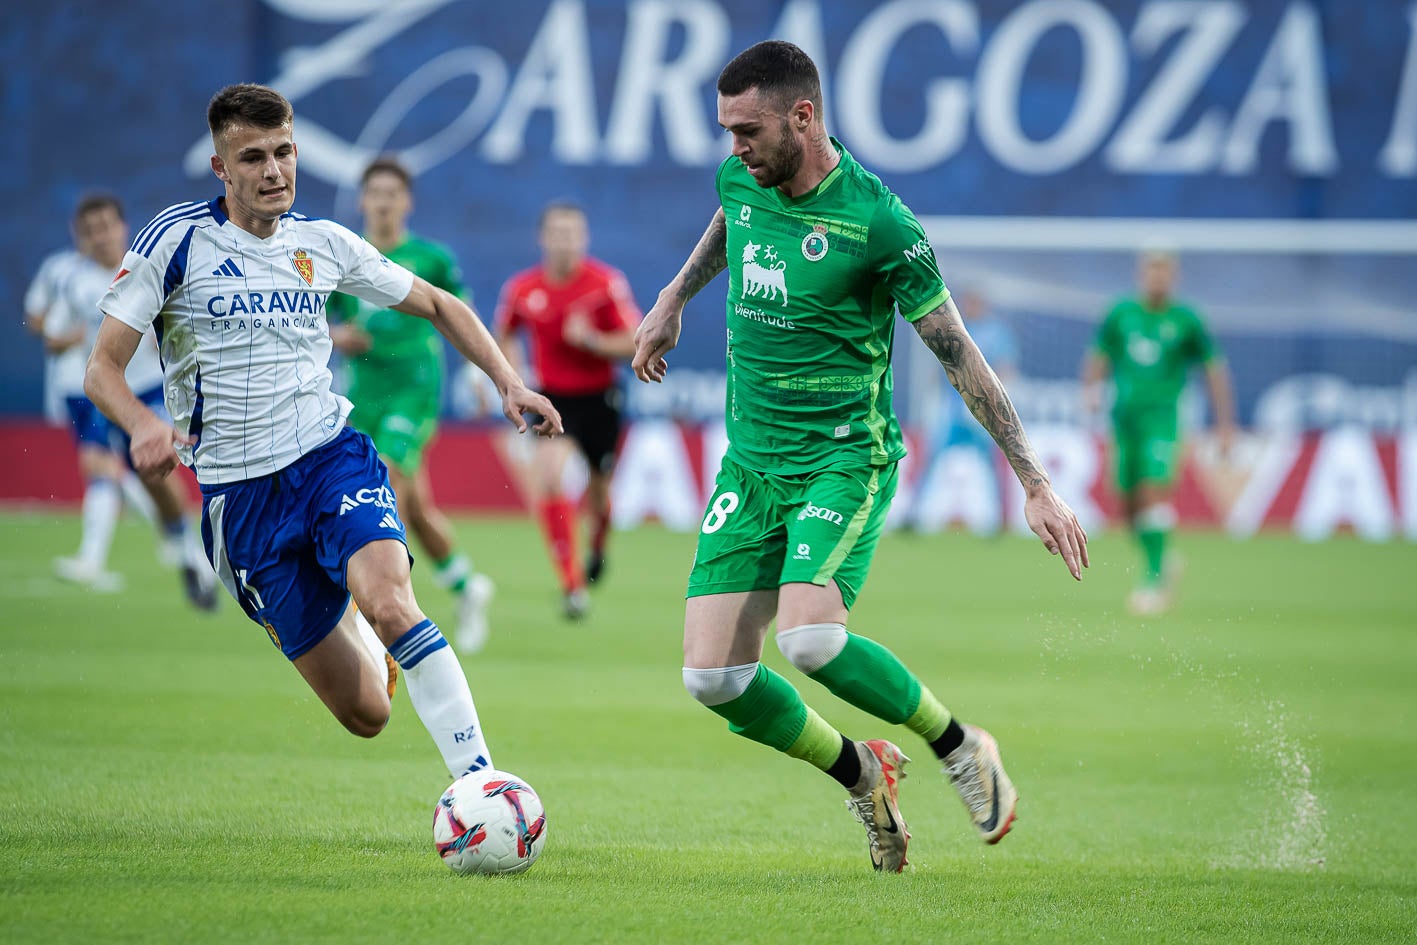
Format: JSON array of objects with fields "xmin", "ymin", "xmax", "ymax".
[
  {"xmin": 914, "ymin": 299, "xmax": 1090, "ymax": 580},
  {"xmin": 394, "ymin": 276, "xmax": 563, "ymax": 437},
  {"xmin": 633, "ymin": 208, "xmax": 727, "ymax": 383},
  {"xmin": 85, "ymin": 316, "xmax": 193, "ymax": 479},
  {"xmin": 1204, "ymin": 358, "xmax": 1238, "ymax": 458}
]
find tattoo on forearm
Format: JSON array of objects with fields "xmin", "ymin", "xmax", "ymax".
[
  {"xmin": 914, "ymin": 305, "xmax": 1049, "ymax": 490},
  {"xmin": 673, "ymin": 210, "xmax": 728, "ymax": 303}
]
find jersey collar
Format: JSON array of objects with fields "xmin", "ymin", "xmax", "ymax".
[{"xmin": 774, "ymin": 138, "xmax": 848, "ymax": 207}]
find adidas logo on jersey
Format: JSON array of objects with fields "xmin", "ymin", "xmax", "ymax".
[
  {"xmin": 211, "ymin": 258, "xmax": 244, "ymax": 277},
  {"xmin": 379, "ymin": 513, "xmax": 400, "ymax": 530}
]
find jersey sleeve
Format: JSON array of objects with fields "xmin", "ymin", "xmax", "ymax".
[
  {"xmin": 868, "ymin": 195, "xmax": 950, "ymax": 323},
  {"xmin": 1183, "ymin": 308, "xmax": 1218, "ymax": 364},
  {"xmin": 493, "ymin": 279, "xmax": 521, "ymax": 335},
  {"xmin": 1092, "ymin": 304, "xmax": 1123, "ymax": 360},
  {"xmin": 597, "ymin": 269, "xmax": 641, "ymax": 331},
  {"xmin": 24, "ymin": 253, "xmax": 66, "ymax": 316},
  {"xmin": 329, "ymin": 225, "xmax": 415, "ymax": 308},
  {"xmin": 100, "ymin": 251, "xmax": 167, "ymax": 333}
]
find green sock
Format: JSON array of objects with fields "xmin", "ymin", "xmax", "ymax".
[
  {"xmin": 434, "ymin": 553, "xmax": 470, "ymax": 594},
  {"xmin": 808, "ymin": 632, "xmax": 949, "ymax": 739},
  {"xmin": 1137, "ymin": 528, "xmax": 1166, "ymax": 586},
  {"xmin": 706, "ymin": 665, "xmax": 842, "ymax": 772}
]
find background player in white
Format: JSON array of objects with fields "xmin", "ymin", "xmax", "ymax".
[
  {"xmin": 27, "ymin": 194, "xmax": 216, "ymax": 607},
  {"xmin": 85, "ymin": 84, "xmax": 561, "ymax": 781}
]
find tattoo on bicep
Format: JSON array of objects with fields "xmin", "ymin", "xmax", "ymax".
[
  {"xmin": 675, "ymin": 210, "xmax": 728, "ymax": 302},
  {"xmin": 913, "ymin": 306, "xmax": 1049, "ymax": 490}
]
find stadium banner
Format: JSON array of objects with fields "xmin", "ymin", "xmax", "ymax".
[
  {"xmin": 6, "ymin": 1, "xmax": 1415, "ymax": 535},
  {"xmin": 3, "ymin": 421, "xmax": 1413, "ymax": 541}
]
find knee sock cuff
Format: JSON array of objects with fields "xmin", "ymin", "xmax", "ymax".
[
  {"xmin": 682, "ymin": 662, "xmax": 760, "ymax": 707},
  {"xmin": 1137, "ymin": 503, "xmax": 1176, "ymax": 531},
  {"xmin": 389, "ymin": 618, "xmax": 446, "ymax": 669},
  {"xmin": 776, "ymin": 622, "xmax": 848, "ymax": 674}
]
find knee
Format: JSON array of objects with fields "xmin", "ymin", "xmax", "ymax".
[
  {"xmin": 682, "ymin": 663, "xmax": 759, "ymax": 707},
  {"xmin": 776, "ymin": 623, "xmax": 847, "ymax": 674},
  {"xmin": 358, "ymin": 587, "xmax": 422, "ymax": 639},
  {"xmin": 339, "ymin": 701, "xmax": 390, "ymax": 739}
]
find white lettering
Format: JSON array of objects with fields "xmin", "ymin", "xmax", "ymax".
[
  {"xmin": 836, "ymin": 0, "xmax": 977, "ymax": 173},
  {"xmin": 1293, "ymin": 428, "xmax": 1395, "ymax": 541},
  {"xmin": 481, "ymin": 0, "xmax": 599, "ymax": 164},
  {"xmin": 611, "ymin": 420, "xmax": 703, "ymax": 530},
  {"xmin": 914, "ymin": 446, "xmax": 1004, "ymax": 534},
  {"xmin": 604, "ymin": 0, "xmax": 729, "ymax": 166},
  {"xmin": 977, "ymin": 0, "xmax": 1128, "ymax": 174},
  {"xmin": 1106, "ymin": 0, "xmax": 1245, "ymax": 173},
  {"xmin": 1379, "ymin": 2, "xmax": 1417, "ymax": 177},
  {"xmin": 1222, "ymin": 1, "xmax": 1338, "ymax": 175}
]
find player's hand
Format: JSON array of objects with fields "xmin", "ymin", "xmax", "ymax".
[
  {"xmin": 503, "ymin": 386, "xmax": 563, "ymax": 437},
  {"xmin": 129, "ymin": 416, "xmax": 195, "ymax": 481},
  {"xmin": 330, "ymin": 324, "xmax": 372, "ymax": 355},
  {"xmin": 632, "ymin": 298, "xmax": 682, "ymax": 383},
  {"xmin": 1023, "ymin": 485, "xmax": 1089, "ymax": 581},
  {"xmin": 1215, "ymin": 423, "xmax": 1237, "ymax": 463}
]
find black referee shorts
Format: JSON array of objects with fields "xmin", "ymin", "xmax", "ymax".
[{"xmin": 534, "ymin": 387, "xmax": 624, "ymax": 475}]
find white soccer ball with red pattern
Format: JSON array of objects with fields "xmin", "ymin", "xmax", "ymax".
[{"xmin": 432, "ymin": 770, "xmax": 547, "ymax": 875}]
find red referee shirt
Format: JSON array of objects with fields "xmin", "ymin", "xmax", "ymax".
[{"xmin": 494, "ymin": 258, "xmax": 641, "ymax": 397}]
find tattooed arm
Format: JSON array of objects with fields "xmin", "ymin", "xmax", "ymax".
[
  {"xmin": 913, "ymin": 297, "xmax": 1090, "ymax": 579},
  {"xmin": 632, "ymin": 209, "xmax": 727, "ymax": 383}
]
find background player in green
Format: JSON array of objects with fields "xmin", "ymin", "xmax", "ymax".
[
  {"xmin": 1082, "ymin": 247, "xmax": 1236, "ymax": 616},
  {"xmin": 633, "ymin": 41, "xmax": 1089, "ymax": 873},
  {"xmin": 329, "ymin": 158, "xmax": 494, "ymax": 652}
]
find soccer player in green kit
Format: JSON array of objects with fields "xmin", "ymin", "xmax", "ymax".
[
  {"xmin": 633, "ymin": 42, "xmax": 1089, "ymax": 873},
  {"xmin": 1082, "ymin": 248, "xmax": 1236, "ymax": 616},
  {"xmin": 329, "ymin": 158, "xmax": 494, "ymax": 652}
]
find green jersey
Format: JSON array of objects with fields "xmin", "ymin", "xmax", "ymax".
[
  {"xmin": 1094, "ymin": 297, "xmax": 1217, "ymax": 420},
  {"xmin": 715, "ymin": 141, "xmax": 949, "ymax": 474},
  {"xmin": 328, "ymin": 234, "xmax": 465, "ymax": 388}
]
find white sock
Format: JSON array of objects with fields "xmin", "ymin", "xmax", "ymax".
[
  {"xmin": 120, "ymin": 472, "xmax": 157, "ymax": 524},
  {"xmin": 387, "ymin": 619, "xmax": 493, "ymax": 778},
  {"xmin": 78, "ymin": 479, "xmax": 121, "ymax": 568}
]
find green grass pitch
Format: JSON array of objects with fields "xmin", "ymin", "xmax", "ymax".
[{"xmin": 1, "ymin": 509, "xmax": 1414, "ymax": 944}]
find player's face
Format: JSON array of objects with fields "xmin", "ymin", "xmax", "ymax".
[
  {"xmin": 1139, "ymin": 256, "xmax": 1177, "ymax": 299},
  {"xmin": 212, "ymin": 124, "xmax": 297, "ymax": 223},
  {"xmin": 718, "ymin": 88, "xmax": 804, "ymax": 190},
  {"xmin": 360, "ymin": 171, "xmax": 412, "ymax": 231},
  {"xmin": 74, "ymin": 206, "xmax": 129, "ymax": 269},
  {"xmin": 539, "ymin": 209, "xmax": 588, "ymax": 270}
]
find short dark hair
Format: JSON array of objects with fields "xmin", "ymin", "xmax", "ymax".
[
  {"xmin": 361, "ymin": 156, "xmax": 413, "ymax": 191},
  {"xmin": 74, "ymin": 192, "xmax": 124, "ymax": 223},
  {"xmin": 538, "ymin": 201, "xmax": 585, "ymax": 230},
  {"xmin": 716, "ymin": 41, "xmax": 822, "ymax": 113},
  {"xmin": 207, "ymin": 84, "xmax": 294, "ymax": 141}
]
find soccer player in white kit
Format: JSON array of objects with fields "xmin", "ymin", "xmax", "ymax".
[
  {"xmin": 85, "ymin": 84, "xmax": 561, "ymax": 780},
  {"xmin": 27, "ymin": 194, "xmax": 217, "ymax": 608}
]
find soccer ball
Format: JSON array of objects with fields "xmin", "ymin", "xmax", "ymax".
[{"xmin": 432, "ymin": 769, "xmax": 547, "ymax": 875}]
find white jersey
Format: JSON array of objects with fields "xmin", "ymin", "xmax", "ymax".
[
  {"xmin": 26, "ymin": 250, "xmax": 165, "ymax": 400},
  {"xmin": 100, "ymin": 198, "xmax": 414, "ymax": 485}
]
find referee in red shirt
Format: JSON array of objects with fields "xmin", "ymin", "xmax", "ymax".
[{"xmin": 495, "ymin": 203, "xmax": 640, "ymax": 619}]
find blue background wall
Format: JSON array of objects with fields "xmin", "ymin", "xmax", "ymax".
[{"xmin": 6, "ymin": 0, "xmax": 1416, "ymax": 423}]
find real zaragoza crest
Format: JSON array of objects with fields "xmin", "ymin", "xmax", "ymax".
[{"xmin": 292, "ymin": 249, "xmax": 315, "ymax": 286}]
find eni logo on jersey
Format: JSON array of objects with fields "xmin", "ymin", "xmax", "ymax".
[
  {"xmin": 292, "ymin": 249, "xmax": 315, "ymax": 286},
  {"xmin": 741, "ymin": 240, "xmax": 788, "ymax": 307}
]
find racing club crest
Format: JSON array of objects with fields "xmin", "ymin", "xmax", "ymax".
[
  {"xmin": 801, "ymin": 224, "xmax": 829, "ymax": 262},
  {"xmin": 292, "ymin": 249, "xmax": 315, "ymax": 286}
]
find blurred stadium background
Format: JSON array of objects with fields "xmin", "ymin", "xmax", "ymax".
[{"xmin": 4, "ymin": 0, "xmax": 1415, "ymax": 541}]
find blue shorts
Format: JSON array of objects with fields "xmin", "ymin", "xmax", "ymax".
[
  {"xmin": 199, "ymin": 426, "xmax": 410, "ymax": 660},
  {"xmin": 65, "ymin": 396, "xmax": 114, "ymax": 449}
]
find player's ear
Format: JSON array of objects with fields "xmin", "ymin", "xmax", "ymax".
[
  {"xmin": 791, "ymin": 99, "xmax": 814, "ymax": 131},
  {"xmin": 210, "ymin": 153, "xmax": 229, "ymax": 184}
]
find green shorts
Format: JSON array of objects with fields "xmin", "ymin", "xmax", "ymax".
[
  {"xmin": 687, "ymin": 457, "xmax": 898, "ymax": 610},
  {"xmin": 348, "ymin": 379, "xmax": 440, "ymax": 476},
  {"xmin": 1112, "ymin": 411, "xmax": 1180, "ymax": 493}
]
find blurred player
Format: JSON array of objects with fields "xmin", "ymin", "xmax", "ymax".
[
  {"xmin": 26, "ymin": 194, "xmax": 217, "ymax": 608},
  {"xmin": 85, "ymin": 84, "xmax": 561, "ymax": 782},
  {"xmin": 328, "ymin": 158, "xmax": 494, "ymax": 653},
  {"xmin": 495, "ymin": 203, "xmax": 640, "ymax": 619},
  {"xmin": 915, "ymin": 289, "xmax": 1020, "ymax": 534},
  {"xmin": 1082, "ymin": 248, "xmax": 1236, "ymax": 616},
  {"xmin": 632, "ymin": 42, "xmax": 1087, "ymax": 872}
]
